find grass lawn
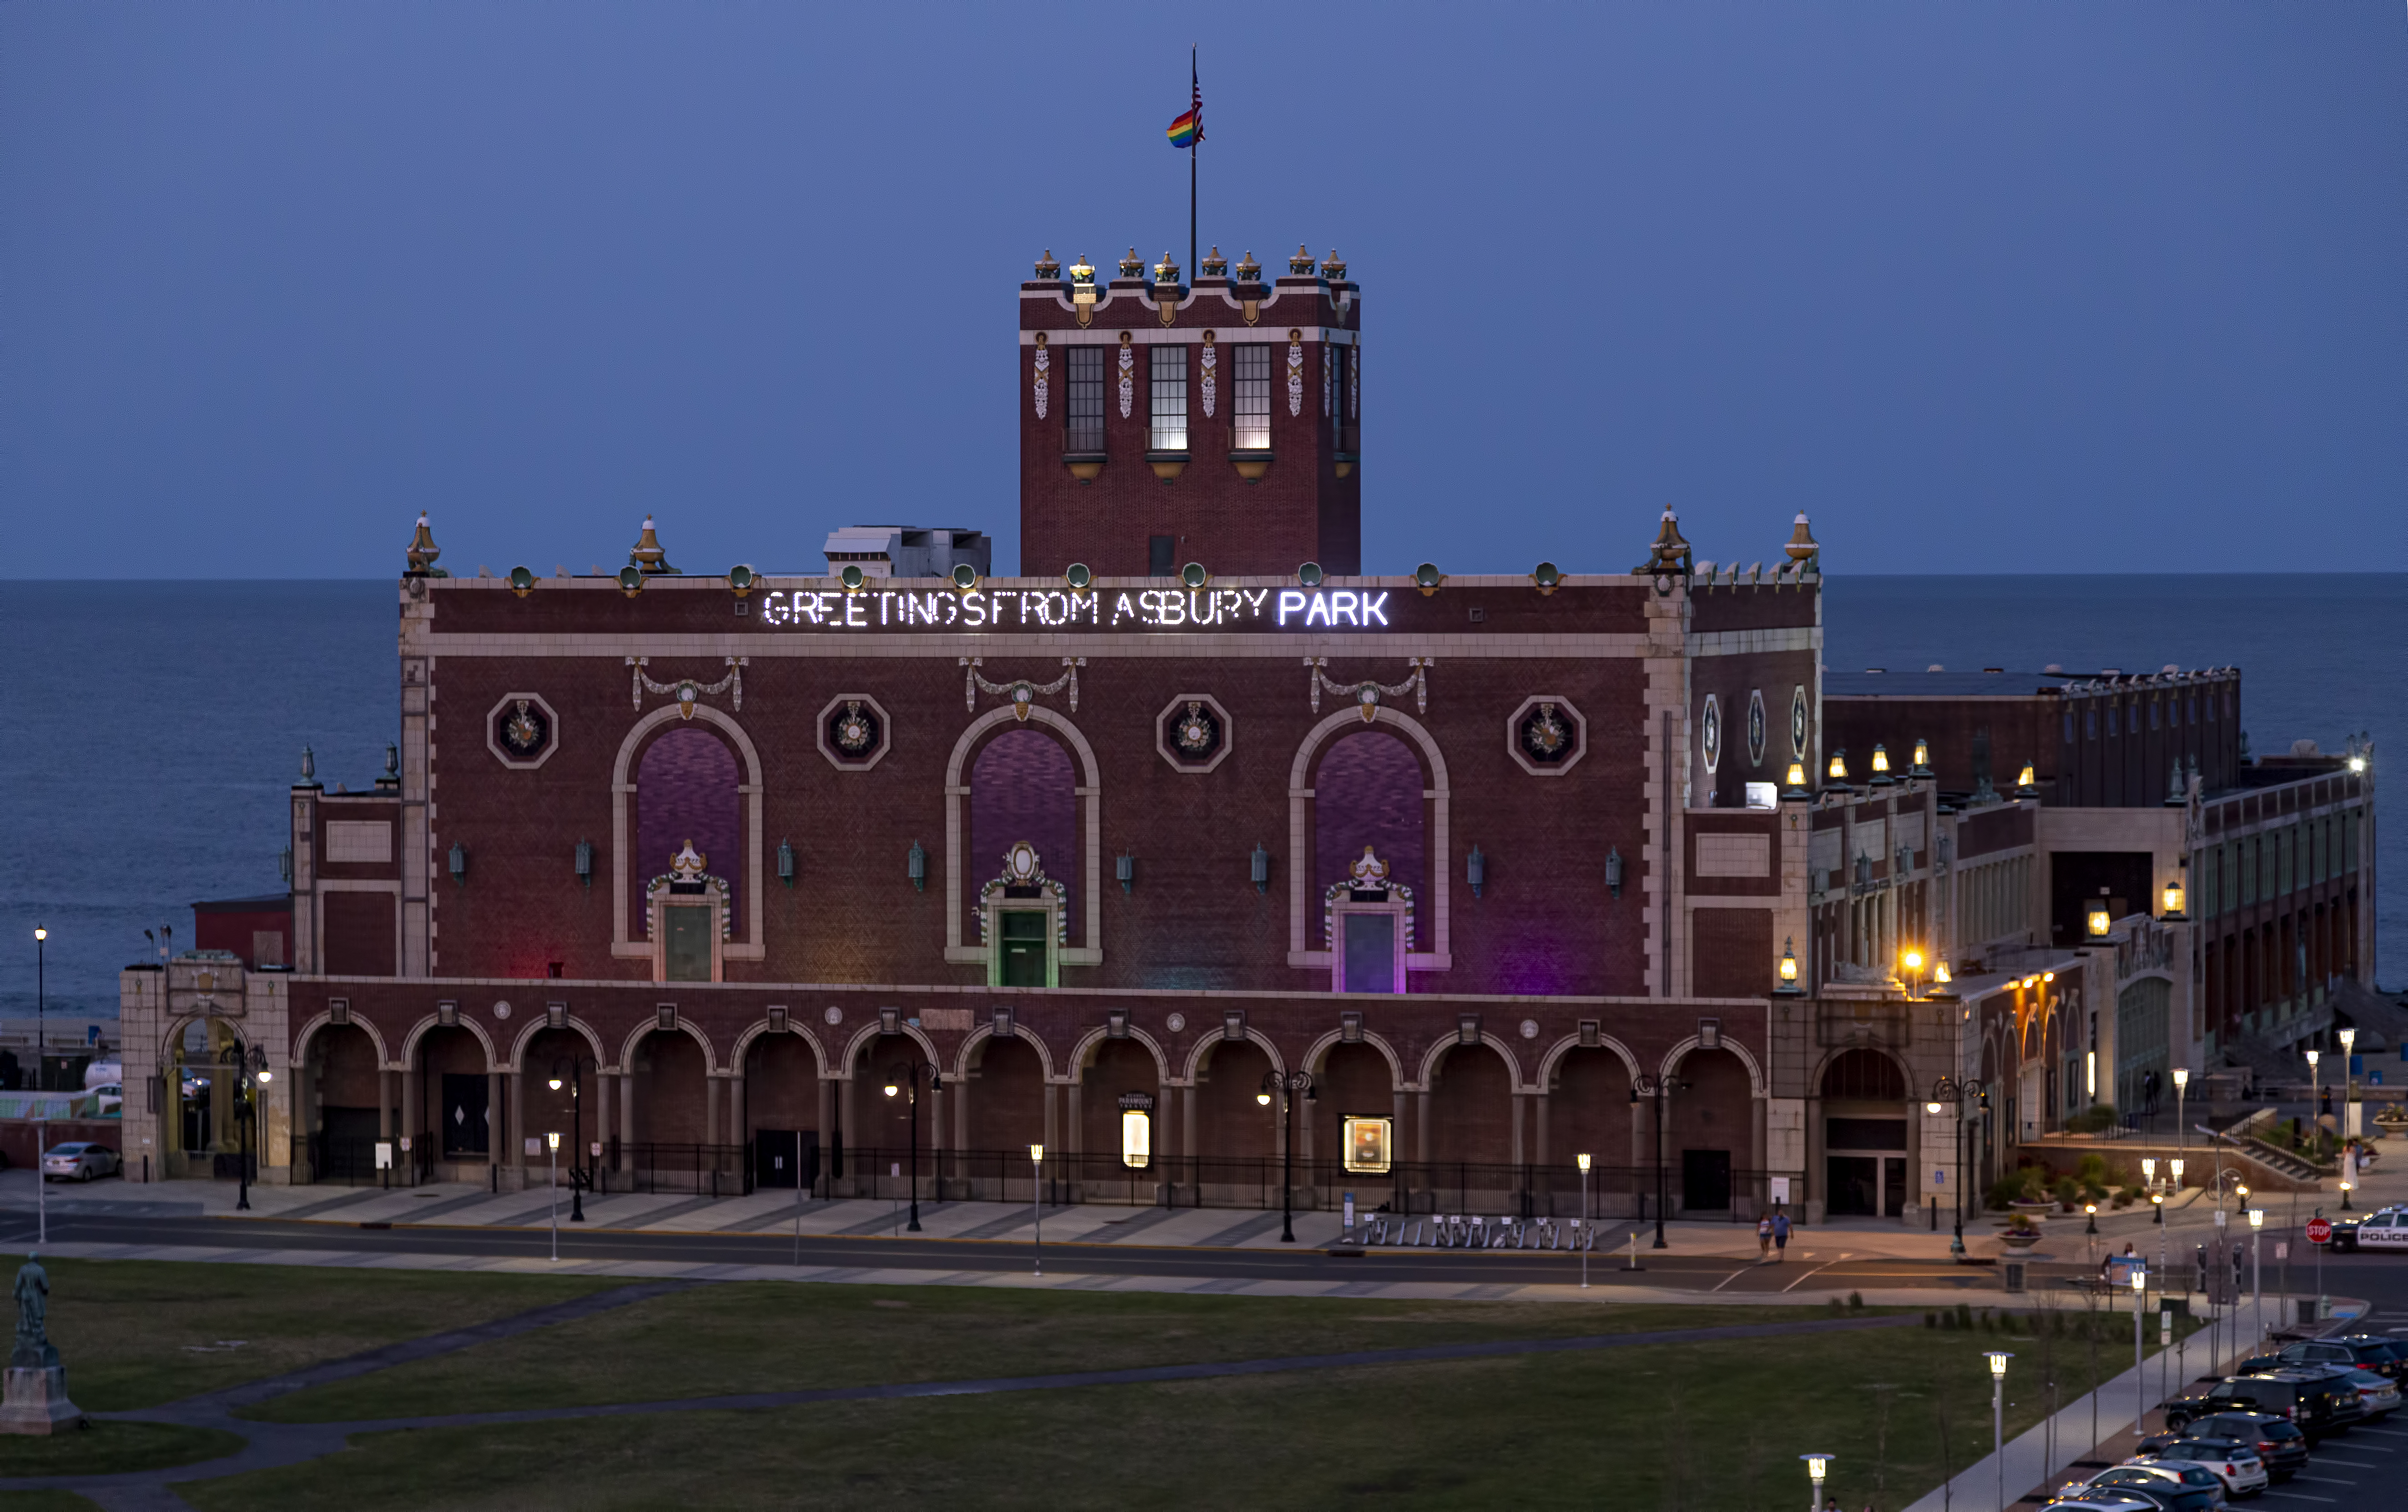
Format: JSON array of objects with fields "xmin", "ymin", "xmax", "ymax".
[
  {"xmin": 0, "ymin": 1422, "xmax": 243, "ymax": 1482},
  {"xmin": 0, "ymin": 1495, "xmax": 100, "ymax": 1511},
  {"xmin": 181, "ymin": 1305, "xmax": 2184, "ymax": 1512},
  {"xmin": 26, "ymin": 1258, "xmax": 620, "ymax": 1411}
]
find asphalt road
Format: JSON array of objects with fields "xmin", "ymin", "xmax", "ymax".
[{"xmin": 0, "ymin": 1207, "xmax": 1996, "ymax": 1294}]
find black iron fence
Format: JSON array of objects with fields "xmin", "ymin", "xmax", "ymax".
[{"xmin": 823, "ymin": 1147, "xmax": 1784, "ymax": 1220}]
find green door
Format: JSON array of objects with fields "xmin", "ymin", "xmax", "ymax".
[
  {"xmin": 1000, "ymin": 911, "xmax": 1048, "ymax": 987},
  {"xmin": 665, "ymin": 907, "xmax": 713, "ymax": 981}
]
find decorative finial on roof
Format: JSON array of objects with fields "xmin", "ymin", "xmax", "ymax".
[
  {"xmin": 1068, "ymin": 254, "xmax": 1095, "ymax": 286},
  {"xmin": 1320, "ymin": 248, "xmax": 1347, "ymax": 280},
  {"xmin": 1200, "ymin": 246, "xmax": 1229, "ymax": 278},
  {"xmin": 630, "ymin": 515, "xmax": 677, "ymax": 575},
  {"xmin": 1645, "ymin": 507, "xmax": 1692, "ymax": 573},
  {"xmin": 299, "ymin": 745, "xmax": 317, "ymax": 783},
  {"xmin": 406, "ymin": 512, "xmax": 440, "ymax": 573},
  {"xmin": 1289, "ymin": 244, "xmax": 1316, "ymax": 276},
  {"xmin": 1033, "ymin": 249, "xmax": 1060, "ymax": 279},
  {"xmin": 1153, "ymin": 251, "xmax": 1182, "ymax": 285},
  {"xmin": 1234, "ymin": 249, "xmax": 1260, "ymax": 281},
  {"xmin": 1784, "ymin": 512, "xmax": 1820, "ymax": 565},
  {"xmin": 1118, "ymin": 248, "xmax": 1144, "ymax": 278}
]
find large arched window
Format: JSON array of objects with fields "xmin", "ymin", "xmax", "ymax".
[
  {"xmin": 636, "ymin": 726, "xmax": 739, "ymax": 981},
  {"xmin": 970, "ymin": 727, "xmax": 1079, "ymax": 986},
  {"xmin": 1314, "ymin": 729, "xmax": 1425, "ymax": 993}
]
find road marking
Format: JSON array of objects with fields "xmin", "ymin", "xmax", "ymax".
[
  {"xmin": 2348, "ymin": 1426, "xmax": 2408, "ymax": 1438},
  {"xmin": 2258, "ymin": 1491, "xmax": 2337, "ymax": 1503},
  {"xmin": 1780, "ymin": 1252, "xmax": 1853, "ymax": 1294},
  {"xmin": 1708, "ymin": 1265, "xmax": 1755, "ymax": 1293},
  {"xmin": 2305, "ymin": 1457, "xmax": 2379, "ymax": 1468},
  {"xmin": 2291, "ymin": 1475, "xmax": 2363, "ymax": 1485}
]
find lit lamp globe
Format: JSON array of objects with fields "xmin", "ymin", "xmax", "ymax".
[
  {"xmin": 1783, "ymin": 760, "xmax": 1810, "ymax": 799},
  {"xmin": 2086, "ymin": 901, "xmax": 2112, "ymax": 939},
  {"xmin": 1774, "ymin": 938, "xmax": 1803, "ymax": 996},
  {"xmin": 2161, "ymin": 877, "xmax": 2187, "ymax": 920},
  {"xmin": 1909, "ymin": 738, "xmax": 1933, "ymax": 779},
  {"xmin": 1928, "ymin": 957, "xmax": 1957, "ymax": 1002}
]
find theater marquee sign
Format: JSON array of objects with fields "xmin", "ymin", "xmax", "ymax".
[{"xmin": 755, "ymin": 587, "xmax": 1395, "ymax": 633}]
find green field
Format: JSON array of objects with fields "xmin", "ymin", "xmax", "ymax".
[{"xmin": 0, "ymin": 1258, "xmax": 2200, "ymax": 1510}]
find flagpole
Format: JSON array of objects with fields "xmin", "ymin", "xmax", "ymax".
[{"xmin": 1189, "ymin": 44, "xmax": 1198, "ymax": 284}]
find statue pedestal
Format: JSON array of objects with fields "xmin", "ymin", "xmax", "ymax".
[{"xmin": 0, "ymin": 1348, "xmax": 82, "ymax": 1435}]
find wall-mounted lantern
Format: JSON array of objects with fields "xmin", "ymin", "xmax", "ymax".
[
  {"xmin": 1605, "ymin": 846, "xmax": 1623, "ymax": 900},
  {"xmin": 1466, "ymin": 845, "xmax": 1486, "ymax": 899},
  {"xmin": 448, "ymin": 843, "xmax": 468, "ymax": 889},
  {"xmin": 2086, "ymin": 899, "xmax": 2112, "ymax": 938},
  {"xmin": 2014, "ymin": 762, "xmax": 2039, "ymax": 799},
  {"xmin": 1910, "ymin": 739, "xmax": 1933, "ymax": 779},
  {"xmin": 574, "ymin": 839, "xmax": 593, "ymax": 889},
  {"xmin": 907, "ymin": 841, "xmax": 927, "ymax": 893},
  {"xmin": 1250, "ymin": 844, "xmax": 1271, "ymax": 894},
  {"xmin": 1783, "ymin": 760, "xmax": 1809, "ymax": 799},
  {"xmin": 617, "ymin": 566, "xmax": 643, "ymax": 597},
  {"xmin": 279, "ymin": 846, "xmax": 294, "ymax": 885},
  {"xmin": 1775, "ymin": 937, "xmax": 1802, "ymax": 995},
  {"xmin": 1869, "ymin": 744, "xmax": 1894, "ymax": 787},
  {"xmin": 2161, "ymin": 873, "xmax": 2186, "ymax": 920},
  {"xmin": 777, "ymin": 838, "xmax": 796, "ymax": 888},
  {"xmin": 1116, "ymin": 854, "xmax": 1136, "ymax": 894}
]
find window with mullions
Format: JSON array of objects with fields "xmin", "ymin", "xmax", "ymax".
[
  {"xmin": 1331, "ymin": 345, "xmax": 1357, "ymax": 452},
  {"xmin": 1149, "ymin": 345, "xmax": 1188, "ymax": 452},
  {"xmin": 1066, "ymin": 347, "xmax": 1105, "ymax": 454},
  {"xmin": 1233, "ymin": 344, "xmax": 1271, "ymax": 450}
]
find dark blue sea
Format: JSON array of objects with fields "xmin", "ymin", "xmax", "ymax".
[{"xmin": 3, "ymin": 575, "xmax": 2400, "ymax": 1019}]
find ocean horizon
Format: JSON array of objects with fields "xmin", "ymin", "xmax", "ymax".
[{"xmin": 5, "ymin": 573, "xmax": 2398, "ymax": 1019}]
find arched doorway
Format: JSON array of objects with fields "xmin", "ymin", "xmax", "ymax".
[
  {"xmin": 1425, "ymin": 1041, "xmax": 1514, "ymax": 1211},
  {"xmin": 969, "ymin": 727, "xmax": 1080, "ymax": 985},
  {"xmin": 743, "ymin": 1029, "xmax": 819, "ymax": 1196},
  {"xmin": 302, "ymin": 1021, "xmax": 383, "ymax": 1184},
  {"xmin": 1667, "ymin": 1046, "xmax": 1753, "ymax": 1216},
  {"xmin": 850, "ymin": 1034, "xmax": 937, "ymax": 1203},
  {"xmin": 1308, "ymin": 1042, "xmax": 1397, "ymax": 1211},
  {"xmin": 1545, "ymin": 1047, "xmax": 1632, "ymax": 1216},
  {"xmin": 1190, "ymin": 1037, "xmax": 1274, "ymax": 1206},
  {"xmin": 627, "ymin": 1026, "xmax": 715, "ymax": 1191},
  {"xmin": 1820, "ymin": 1047, "xmax": 1909, "ymax": 1218},
  {"xmin": 1312, "ymin": 729, "xmax": 1427, "ymax": 994},
  {"xmin": 961, "ymin": 1032, "xmax": 1045, "ymax": 1200},
  {"xmin": 1078, "ymin": 1039, "xmax": 1162, "ymax": 1204},
  {"xmin": 635, "ymin": 725, "xmax": 741, "ymax": 981},
  {"xmin": 518, "ymin": 1026, "xmax": 597, "ymax": 1196}
]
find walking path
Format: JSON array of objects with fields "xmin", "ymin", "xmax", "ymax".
[{"xmin": 0, "ymin": 1291, "xmax": 1913, "ymax": 1510}]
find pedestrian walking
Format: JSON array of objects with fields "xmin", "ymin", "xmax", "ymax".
[
  {"xmin": 1757, "ymin": 1212, "xmax": 1773, "ymax": 1260},
  {"xmin": 1772, "ymin": 1210, "xmax": 1791, "ymax": 1261}
]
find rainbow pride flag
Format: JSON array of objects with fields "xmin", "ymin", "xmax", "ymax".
[{"xmin": 1166, "ymin": 105, "xmax": 1201, "ymax": 149}]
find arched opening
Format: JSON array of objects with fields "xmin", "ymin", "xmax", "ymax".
[
  {"xmin": 407, "ymin": 1025, "xmax": 493, "ymax": 1186},
  {"xmin": 1313, "ymin": 729, "xmax": 1426, "ymax": 993},
  {"xmin": 1667, "ymin": 1047, "xmax": 1752, "ymax": 1215},
  {"xmin": 302, "ymin": 1022, "xmax": 383, "ymax": 1184},
  {"xmin": 970, "ymin": 727, "xmax": 1080, "ymax": 982},
  {"xmin": 742, "ymin": 1030, "xmax": 819, "ymax": 1195},
  {"xmin": 962, "ymin": 1033, "xmax": 1046, "ymax": 1200},
  {"xmin": 1190, "ymin": 1037, "xmax": 1275, "ymax": 1205},
  {"xmin": 519, "ymin": 1027, "xmax": 594, "ymax": 1195},
  {"xmin": 1425, "ymin": 1041, "xmax": 1513, "ymax": 1211},
  {"xmin": 1545, "ymin": 1047, "xmax": 1632, "ymax": 1216},
  {"xmin": 1820, "ymin": 1047, "xmax": 1908, "ymax": 1218},
  {"xmin": 1079, "ymin": 1039, "xmax": 1162, "ymax": 1203},
  {"xmin": 1308, "ymin": 1041, "xmax": 1397, "ymax": 1211},
  {"xmin": 849, "ymin": 1035, "xmax": 937, "ymax": 1202},
  {"xmin": 628, "ymin": 1028, "xmax": 716, "ymax": 1192},
  {"xmin": 635, "ymin": 726, "xmax": 741, "ymax": 979}
]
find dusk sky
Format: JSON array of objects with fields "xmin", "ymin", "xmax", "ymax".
[{"xmin": 4, "ymin": 5, "xmax": 2403, "ymax": 579}]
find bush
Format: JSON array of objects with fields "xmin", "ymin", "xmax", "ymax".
[
  {"xmin": 2076, "ymin": 1153, "xmax": 2109, "ymax": 1186},
  {"xmin": 2065, "ymin": 1104, "xmax": 2121, "ymax": 1135},
  {"xmin": 2053, "ymin": 1176, "xmax": 2081, "ymax": 1208},
  {"xmin": 1925, "ymin": 1312, "xmax": 1938, "ymax": 1329},
  {"xmin": 1955, "ymin": 1303, "xmax": 1974, "ymax": 1330}
]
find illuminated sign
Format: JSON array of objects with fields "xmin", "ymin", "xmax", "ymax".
[
  {"xmin": 755, "ymin": 587, "xmax": 1391, "ymax": 634},
  {"xmin": 1342, "ymin": 1115, "xmax": 1392, "ymax": 1174},
  {"xmin": 1118, "ymin": 1090, "xmax": 1155, "ymax": 1169}
]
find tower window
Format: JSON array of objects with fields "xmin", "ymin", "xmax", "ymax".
[
  {"xmin": 1065, "ymin": 346, "xmax": 1105, "ymax": 454},
  {"xmin": 1233, "ymin": 344, "xmax": 1272, "ymax": 451},
  {"xmin": 1149, "ymin": 345, "xmax": 1188, "ymax": 452}
]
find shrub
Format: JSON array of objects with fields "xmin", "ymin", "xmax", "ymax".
[
  {"xmin": 1925, "ymin": 1312, "xmax": 1938, "ymax": 1329},
  {"xmin": 1849, "ymin": 1291, "xmax": 1865, "ymax": 1310},
  {"xmin": 2053, "ymin": 1175, "xmax": 2081, "ymax": 1208},
  {"xmin": 1956, "ymin": 1303, "xmax": 1974, "ymax": 1330},
  {"xmin": 2076, "ymin": 1153, "xmax": 2109, "ymax": 1186}
]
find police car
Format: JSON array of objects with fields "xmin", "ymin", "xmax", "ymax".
[{"xmin": 2330, "ymin": 1205, "xmax": 2408, "ymax": 1252}]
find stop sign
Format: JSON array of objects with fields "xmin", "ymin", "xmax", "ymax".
[{"xmin": 2307, "ymin": 1217, "xmax": 2333, "ymax": 1245}]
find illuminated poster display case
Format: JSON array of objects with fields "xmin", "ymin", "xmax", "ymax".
[
  {"xmin": 1118, "ymin": 1090, "xmax": 1154, "ymax": 1169},
  {"xmin": 1343, "ymin": 1115, "xmax": 1392, "ymax": 1174}
]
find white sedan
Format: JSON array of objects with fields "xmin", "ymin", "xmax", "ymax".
[
  {"xmin": 41, "ymin": 1143, "xmax": 121, "ymax": 1182},
  {"xmin": 2344, "ymin": 1367, "xmax": 2401, "ymax": 1419},
  {"xmin": 2132, "ymin": 1444, "xmax": 2267, "ymax": 1500}
]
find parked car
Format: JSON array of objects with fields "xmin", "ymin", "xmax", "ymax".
[
  {"xmin": 2141, "ymin": 1412, "xmax": 2309, "ymax": 1482},
  {"xmin": 2328, "ymin": 1206, "xmax": 2408, "ymax": 1252},
  {"xmin": 2341, "ymin": 1366, "xmax": 2400, "ymax": 1419},
  {"xmin": 2041, "ymin": 1494, "xmax": 2165, "ymax": 1512},
  {"xmin": 2076, "ymin": 1463, "xmax": 2226, "ymax": 1509},
  {"xmin": 2127, "ymin": 1440, "xmax": 2267, "ymax": 1500},
  {"xmin": 40, "ymin": 1143, "xmax": 120, "ymax": 1182},
  {"xmin": 2237, "ymin": 1334, "xmax": 2408, "ymax": 1382},
  {"xmin": 90, "ymin": 1083, "xmax": 122, "ymax": 1115},
  {"xmin": 2166, "ymin": 1371, "xmax": 2363, "ymax": 1443}
]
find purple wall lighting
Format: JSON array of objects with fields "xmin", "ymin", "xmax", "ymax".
[
  {"xmin": 635, "ymin": 727, "xmax": 740, "ymax": 935},
  {"xmin": 1314, "ymin": 730, "xmax": 1426, "ymax": 921},
  {"xmin": 970, "ymin": 728, "xmax": 1078, "ymax": 936}
]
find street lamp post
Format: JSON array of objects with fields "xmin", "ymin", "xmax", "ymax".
[
  {"xmin": 2142, "ymin": 1157, "xmax": 2158, "ymax": 1224},
  {"xmin": 2247, "ymin": 1208, "xmax": 2264, "ymax": 1351},
  {"xmin": 2304, "ymin": 1049, "xmax": 2322, "ymax": 1155},
  {"xmin": 1028, "ymin": 1143, "xmax": 1044, "ymax": 1275},
  {"xmin": 1986, "ymin": 1351, "xmax": 2013, "ymax": 1512},
  {"xmin": 218, "ymin": 1042, "xmax": 270, "ymax": 1212},
  {"xmin": 1632, "ymin": 1073, "xmax": 1686, "ymax": 1250},
  {"xmin": 1799, "ymin": 1452, "xmax": 1833, "ymax": 1512},
  {"xmin": 2172, "ymin": 1065, "xmax": 2190, "ymax": 1178},
  {"xmin": 546, "ymin": 1055, "xmax": 596, "ymax": 1221},
  {"xmin": 1929, "ymin": 1077, "xmax": 1988, "ymax": 1260},
  {"xmin": 32, "ymin": 928, "xmax": 45, "ymax": 1076},
  {"xmin": 2131, "ymin": 1265, "xmax": 2147, "ymax": 1431},
  {"xmin": 882, "ymin": 1063, "xmax": 942, "ymax": 1233},
  {"xmin": 1577, "ymin": 1152, "xmax": 1592, "ymax": 1289},
  {"xmin": 1257, "ymin": 1070, "xmax": 1315, "ymax": 1244},
  {"xmin": 546, "ymin": 1130, "xmax": 560, "ymax": 1261},
  {"xmin": 2338, "ymin": 1028, "xmax": 2358, "ymax": 1210}
]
